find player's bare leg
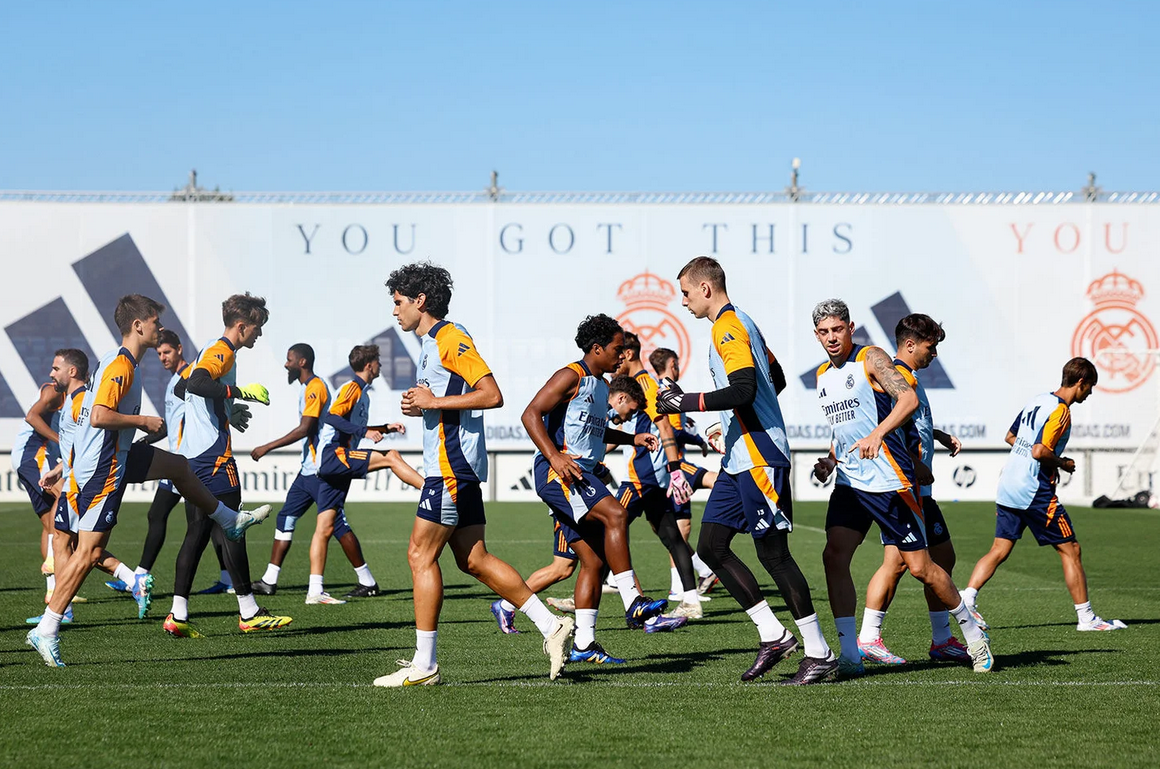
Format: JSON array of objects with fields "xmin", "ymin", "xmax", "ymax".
[{"xmin": 966, "ymin": 537, "xmax": 1016, "ymax": 593}]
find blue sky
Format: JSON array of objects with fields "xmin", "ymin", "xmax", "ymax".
[{"xmin": 1, "ymin": 1, "xmax": 1155, "ymax": 193}]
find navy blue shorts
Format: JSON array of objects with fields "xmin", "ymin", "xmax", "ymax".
[
  {"xmin": 923, "ymin": 497, "xmax": 951, "ymax": 547},
  {"xmin": 276, "ymin": 473, "xmax": 352, "ymax": 538},
  {"xmin": 553, "ymin": 519, "xmax": 578, "ymax": 560},
  {"xmin": 702, "ymin": 466, "xmax": 793, "ymax": 539},
  {"xmin": 53, "ymin": 492, "xmax": 75, "ymax": 533},
  {"xmin": 534, "ymin": 456, "xmax": 613, "ymax": 523},
  {"xmin": 76, "ymin": 442, "xmax": 154, "ymax": 533},
  {"xmin": 16, "ymin": 457, "xmax": 55, "ymax": 516},
  {"xmin": 616, "ymin": 482, "xmax": 673, "ymax": 524},
  {"xmin": 416, "ymin": 477, "xmax": 486, "ymax": 528},
  {"xmin": 827, "ymin": 484, "xmax": 927, "ymax": 552},
  {"xmin": 318, "ymin": 448, "xmax": 371, "ymax": 515},
  {"xmin": 995, "ymin": 499, "xmax": 1075, "ymax": 546}
]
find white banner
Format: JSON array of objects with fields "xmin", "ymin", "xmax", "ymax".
[{"xmin": 1, "ymin": 201, "xmax": 1157, "ymax": 456}]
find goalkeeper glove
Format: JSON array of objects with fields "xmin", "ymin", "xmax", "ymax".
[
  {"xmin": 233, "ymin": 383, "xmax": 270, "ymax": 405},
  {"xmin": 667, "ymin": 469, "xmax": 693, "ymax": 505},
  {"xmin": 229, "ymin": 403, "xmax": 252, "ymax": 432},
  {"xmin": 655, "ymin": 378, "xmax": 703, "ymax": 414}
]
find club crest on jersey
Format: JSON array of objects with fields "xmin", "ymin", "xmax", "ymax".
[
  {"xmin": 845, "ymin": 375, "xmax": 854, "ymax": 389},
  {"xmin": 615, "ymin": 271, "xmax": 691, "ymax": 365}
]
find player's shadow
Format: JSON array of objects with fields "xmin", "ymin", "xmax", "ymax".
[
  {"xmin": 995, "ymin": 647, "xmax": 1118, "ymax": 670},
  {"xmin": 275, "ymin": 620, "xmax": 412, "ymax": 636},
  {"xmin": 92, "ymin": 646, "xmax": 409, "ymax": 667},
  {"xmin": 467, "ymin": 647, "xmax": 754, "ymax": 684}
]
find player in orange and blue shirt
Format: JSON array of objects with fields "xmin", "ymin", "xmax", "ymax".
[
  {"xmin": 11, "ymin": 367, "xmax": 64, "ymax": 582},
  {"xmin": 661, "ymin": 256, "xmax": 835, "ymax": 685},
  {"xmin": 165, "ymin": 292, "xmax": 290, "ymax": 638},
  {"xmin": 649, "ymin": 346, "xmax": 720, "ymax": 599},
  {"xmin": 810, "ymin": 297, "xmax": 992, "ymax": 677},
  {"xmin": 962, "ymin": 357, "xmax": 1126, "ymax": 633},
  {"xmin": 375, "ymin": 262, "xmax": 572, "ymax": 687}
]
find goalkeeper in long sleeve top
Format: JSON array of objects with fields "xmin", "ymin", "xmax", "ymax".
[{"xmin": 657, "ymin": 256, "xmax": 836, "ymax": 685}]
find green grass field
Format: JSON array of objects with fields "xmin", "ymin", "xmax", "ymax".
[{"xmin": 2, "ymin": 500, "xmax": 1157, "ymax": 768}]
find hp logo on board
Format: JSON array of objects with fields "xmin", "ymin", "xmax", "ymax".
[{"xmin": 952, "ymin": 466, "xmax": 977, "ymax": 488}]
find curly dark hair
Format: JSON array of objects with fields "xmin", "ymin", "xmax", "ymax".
[
  {"xmin": 608, "ymin": 374, "xmax": 645, "ymax": 405},
  {"xmin": 385, "ymin": 262, "xmax": 453, "ymax": 318},
  {"xmin": 574, "ymin": 314, "xmax": 623, "ymax": 353}
]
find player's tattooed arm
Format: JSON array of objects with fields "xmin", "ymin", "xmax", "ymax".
[{"xmin": 849, "ymin": 347, "xmax": 919, "ymax": 460}]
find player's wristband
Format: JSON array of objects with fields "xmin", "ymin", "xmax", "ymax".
[{"xmin": 667, "ymin": 460, "xmax": 682, "ymax": 473}]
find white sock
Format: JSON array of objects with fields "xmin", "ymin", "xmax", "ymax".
[
  {"xmin": 669, "ymin": 567, "xmax": 682, "ymax": 595},
  {"xmin": 683, "ymin": 588, "xmax": 699, "ymax": 606},
  {"xmin": 604, "ymin": 572, "xmax": 617, "ymax": 588},
  {"xmin": 414, "ymin": 629, "xmax": 437, "ymax": 672},
  {"xmin": 36, "ymin": 609, "xmax": 64, "ymax": 639},
  {"xmin": 691, "ymin": 551, "xmax": 713, "ymax": 578},
  {"xmin": 170, "ymin": 595, "xmax": 189, "ymax": 622},
  {"xmin": 835, "ymin": 616, "xmax": 859, "ymax": 661},
  {"xmin": 499, "ymin": 599, "xmax": 517, "ymax": 612},
  {"xmin": 961, "ymin": 586, "xmax": 979, "ymax": 606},
  {"xmin": 575, "ymin": 609, "xmax": 598, "ymax": 648},
  {"xmin": 209, "ymin": 501, "xmax": 235, "ymax": 528},
  {"xmin": 237, "ymin": 593, "xmax": 259, "ymax": 618},
  {"xmin": 46, "ymin": 574, "xmax": 56, "ymax": 591},
  {"xmin": 134, "ymin": 566, "xmax": 148, "ymax": 575},
  {"xmin": 519, "ymin": 595, "xmax": 560, "ymax": 638},
  {"xmin": 794, "ymin": 613, "xmax": 831, "ymax": 659},
  {"xmin": 612, "ymin": 570, "xmax": 642, "ymax": 610},
  {"xmin": 307, "ymin": 574, "xmax": 325, "ymax": 596},
  {"xmin": 859, "ymin": 607, "xmax": 886, "ymax": 643},
  {"xmin": 745, "ymin": 600, "xmax": 787, "ymax": 643},
  {"xmin": 949, "ymin": 601, "xmax": 985, "ymax": 643},
  {"xmin": 262, "ymin": 563, "xmax": 281, "ymax": 585},
  {"xmin": 114, "ymin": 563, "xmax": 135, "ymax": 585},
  {"xmin": 929, "ymin": 610, "xmax": 953, "ymax": 644},
  {"xmin": 219, "ymin": 569, "xmax": 232, "ymax": 587},
  {"xmin": 354, "ymin": 563, "xmax": 375, "ymax": 587},
  {"xmin": 1075, "ymin": 601, "xmax": 1096, "ymax": 624}
]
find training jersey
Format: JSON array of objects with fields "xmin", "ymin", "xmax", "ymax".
[
  {"xmin": 534, "ymin": 361, "xmax": 610, "ymax": 473},
  {"xmin": 626, "ymin": 370, "xmax": 669, "ymax": 490},
  {"xmin": 816, "ymin": 345, "xmax": 916, "ymax": 492},
  {"xmin": 164, "ymin": 363, "xmax": 191, "ymax": 453},
  {"xmin": 895, "ymin": 360, "xmax": 934, "ymax": 497},
  {"xmin": 708, "ymin": 304, "xmax": 791, "ymax": 474},
  {"xmin": 417, "ymin": 320, "xmax": 491, "ymax": 482},
  {"xmin": 298, "ymin": 375, "xmax": 331, "ymax": 475},
  {"xmin": 318, "ymin": 377, "xmax": 368, "ymax": 463},
  {"xmin": 69, "ymin": 347, "xmax": 143, "ymax": 509},
  {"xmin": 58, "ymin": 386, "xmax": 87, "ymax": 472},
  {"xmin": 180, "ymin": 337, "xmax": 239, "ymax": 493},
  {"xmin": 10, "ymin": 387, "xmax": 62, "ymax": 476},
  {"xmin": 996, "ymin": 393, "xmax": 1071, "ymax": 510}
]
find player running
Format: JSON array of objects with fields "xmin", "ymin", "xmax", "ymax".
[
  {"xmin": 305, "ymin": 343, "xmax": 423, "ymax": 603},
  {"xmin": 856, "ymin": 314, "xmax": 971, "ymax": 666},
  {"xmin": 810, "ymin": 298, "xmax": 992, "ymax": 676},
  {"xmin": 11, "ymin": 358, "xmax": 64, "ymax": 597},
  {"xmin": 961, "ymin": 357, "xmax": 1126, "ymax": 633},
  {"xmin": 251, "ymin": 343, "xmax": 421, "ymax": 600},
  {"xmin": 164, "ymin": 293, "xmax": 288, "ymax": 638},
  {"xmin": 648, "ymin": 346, "xmax": 720, "ymax": 601},
  {"xmin": 612, "ymin": 331, "xmax": 702, "ymax": 619},
  {"xmin": 374, "ymin": 262, "xmax": 573, "ymax": 687},
  {"xmin": 26, "ymin": 295, "xmax": 269, "ymax": 667},
  {"xmin": 523, "ymin": 313, "xmax": 671, "ymax": 667},
  {"xmin": 658, "ymin": 256, "xmax": 834, "ymax": 685}
]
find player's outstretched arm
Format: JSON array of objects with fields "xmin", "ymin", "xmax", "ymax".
[
  {"xmin": 934, "ymin": 429, "xmax": 962, "ymax": 456},
  {"xmin": 852, "ymin": 347, "xmax": 919, "ymax": 459},
  {"xmin": 252, "ymin": 415, "xmax": 317, "ymax": 461},
  {"xmin": 25, "ymin": 384, "xmax": 64, "ymax": 444},
  {"xmin": 655, "ymin": 368, "xmax": 758, "ymax": 414},
  {"xmin": 521, "ymin": 367, "xmax": 584, "ymax": 484},
  {"xmin": 91, "ymin": 404, "xmax": 163, "ymax": 435}
]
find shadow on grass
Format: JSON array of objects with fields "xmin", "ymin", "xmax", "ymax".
[{"xmin": 466, "ymin": 646, "xmax": 756, "ymax": 684}]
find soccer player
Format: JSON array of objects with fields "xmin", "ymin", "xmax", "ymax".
[
  {"xmin": 164, "ymin": 293, "xmax": 289, "ymax": 638},
  {"xmin": 27, "ymin": 350, "xmax": 148, "ymax": 625},
  {"xmin": 649, "ymin": 346, "xmax": 720, "ymax": 600},
  {"xmin": 523, "ymin": 314, "xmax": 671, "ymax": 667},
  {"xmin": 612, "ymin": 331, "xmax": 702, "ymax": 618},
  {"xmin": 11, "ymin": 360, "xmax": 64, "ymax": 595},
  {"xmin": 375, "ymin": 262, "xmax": 573, "ymax": 687},
  {"xmin": 961, "ymin": 357, "xmax": 1126, "ymax": 633},
  {"xmin": 26, "ymin": 295, "xmax": 269, "ymax": 667},
  {"xmin": 657, "ymin": 257, "xmax": 834, "ymax": 685},
  {"xmin": 305, "ymin": 343, "xmax": 423, "ymax": 603},
  {"xmin": 856, "ymin": 314, "xmax": 971, "ymax": 665},
  {"xmin": 810, "ymin": 298, "xmax": 992, "ymax": 676}
]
